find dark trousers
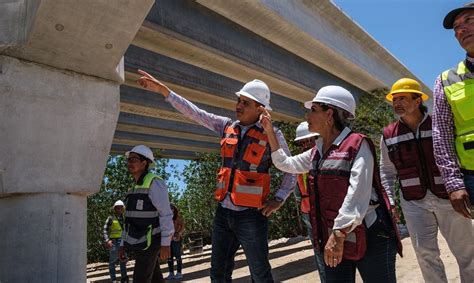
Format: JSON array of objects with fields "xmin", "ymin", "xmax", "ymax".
[
  {"xmin": 210, "ymin": 205, "xmax": 273, "ymax": 283},
  {"xmin": 167, "ymin": 240, "xmax": 183, "ymax": 273},
  {"xmin": 132, "ymin": 239, "xmax": 164, "ymax": 283},
  {"xmin": 324, "ymin": 207, "xmax": 397, "ymax": 283}
]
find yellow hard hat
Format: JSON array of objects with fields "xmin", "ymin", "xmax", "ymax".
[{"xmin": 386, "ymin": 78, "xmax": 429, "ymax": 102}]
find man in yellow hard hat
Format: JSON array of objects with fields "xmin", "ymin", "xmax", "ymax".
[
  {"xmin": 434, "ymin": 2, "xmax": 474, "ymax": 221},
  {"xmin": 380, "ymin": 78, "xmax": 474, "ymax": 282}
]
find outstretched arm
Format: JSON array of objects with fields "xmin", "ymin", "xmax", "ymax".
[{"xmin": 137, "ymin": 69, "xmax": 231, "ymax": 135}]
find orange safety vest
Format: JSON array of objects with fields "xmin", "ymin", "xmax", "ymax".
[
  {"xmin": 215, "ymin": 122, "xmax": 271, "ymax": 208},
  {"xmin": 297, "ymin": 174, "xmax": 310, "ymax": 213}
]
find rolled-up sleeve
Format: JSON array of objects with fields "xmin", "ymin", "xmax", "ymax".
[
  {"xmin": 149, "ymin": 179, "xmax": 175, "ymax": 246},
  {"xmin": 333, "ymin": 140, "xmax": 373, "ymax": 231}
]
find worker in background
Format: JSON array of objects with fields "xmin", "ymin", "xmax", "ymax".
[
  {"xmin": 433, "ymin": 2, "xmax": 474, "ymax": 221},
  {"xmin": 260, "ymin": 86, "xmax": 402, "ymax": 282},
  {"xmin": 104, "ymin": 200, "xmax": 129, "ymax": 283},
  {"xmin": 165, "ymin": 204, "xmax": 185, "ymax": 280},
  {"xmin": 293, "ymin": 122, "xmax": 325, "ymax": 282},
  {"xmin": 119, "ymin": 145, "xmax": 174, "ymax": 283},
  {"xmin": 380, "ymin": 78, "xmax": 474, "ymax": 283},
  {"xmin": 137, "ymin": 69, "xmax": 296, "ymax": 282}
]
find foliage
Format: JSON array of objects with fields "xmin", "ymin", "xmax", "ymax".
[
  {"xmin": 352, "ymin": 88, "xmax": 405, "ymax": 224},
  {"xmin": 87, "ymin": 154, "xmax": 173, "ymax": 263}
]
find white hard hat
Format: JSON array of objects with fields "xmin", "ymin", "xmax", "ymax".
[
  {"xmin": 125, "ymin": 145, "xmax": 155, "ymax": 167},
  {"xmin": 304, "ymin": 86, "xmax": 356, "ymax": 119},
  {"xmin": 294, "ymin": 121, "xmax": 319, "ymax": 141},
  {"xmin": 114, "ymin": 200, "xmax": 124, "ymax": 207},
  {"xmin": 235, "ymin": 79, "xmax": 272, "ymax": 110}
]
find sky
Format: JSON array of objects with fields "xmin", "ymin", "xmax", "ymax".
[
  {"xmin": 167, "ymin": 0, "xmax": 468, "ymax": 189},
  {"xmin": 332, "ymin": 0, "xmax": 466, "ymax": 88}
]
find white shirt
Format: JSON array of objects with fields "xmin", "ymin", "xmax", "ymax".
[{"xmin": 271, "ymin": 127, "xmax": 378, "ymax": 231}]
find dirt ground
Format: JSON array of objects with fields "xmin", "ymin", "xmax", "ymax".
[{"xmin": 87, "ymin": 232, "xmax": 464, "ymax": 282}]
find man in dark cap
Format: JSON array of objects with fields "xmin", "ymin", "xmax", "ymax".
[{"xmin": 432, "ymin": 4, "xmax": 474, "ymax": 280}]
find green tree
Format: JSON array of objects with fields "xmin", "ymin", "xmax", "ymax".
[{"xmin": 353, "ymin": 88, "xmax": 405, "ymax": 223}]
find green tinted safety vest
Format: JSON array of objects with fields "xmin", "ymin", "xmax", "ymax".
[
  {"xmin": 124, "ymin": 172, "xmax": 163, "ymax": 251},
  {"xmin": 110, "ymin": 216, "xmax": 123, "ymax": 239},
  {"xmin": 441, "ymin": 61, "xmax": 474, "ymax": 170}
]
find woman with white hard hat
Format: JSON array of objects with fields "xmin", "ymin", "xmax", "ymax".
[
  {"xmin": 260, "ymin": 86, "xmax": 402, "ymax": 282},
  {"xmin": 118, "ymin": 144, "xmax": 174, "ymax": 282}
]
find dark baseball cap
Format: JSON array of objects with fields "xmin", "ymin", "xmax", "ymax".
[{"xmin": 444, "ymin": 2, "xmax": 474, "ymax": 29}]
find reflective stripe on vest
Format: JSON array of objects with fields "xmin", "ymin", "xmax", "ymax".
[
  {"xmin": 110, "ymin": 216, "xmax": 123, "ymax": 239},
  {"xmin": 308, "ymin": 132, "xmax": 402, "ymax": 260},
  {"xmin": 383, "ymin": 117, "xmax": 448, "ymax": 200},
  {"xmin": 124, "ymin": 172, "xmax": 162, "ymax": 251},
  {"xmin": 125, "ymin": 210, "xmax": 160, "ymax": 218},
  {"xmin": 441, "ymin": 61, "xmax": 474, "ymax": 170},
  {"xmin": 125, "ymin": 226, "xmax": 161, "ymax": 246},
  {"xmin": 215, "ymin": 122, "xmax": 272, "ymax": 208}
]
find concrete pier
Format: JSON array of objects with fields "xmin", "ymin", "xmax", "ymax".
[{"xmin": 0, "ymin": 1, "xmax": 154, "ymax": 281}]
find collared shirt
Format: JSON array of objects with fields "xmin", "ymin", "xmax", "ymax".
[
  {"xmin": 380, "ymin": 113, "xmax": 431, "ymax": 206},
  {"xmin": 431, "ymin": 56, "xmax": 474, "ymax": 193},
  {"xmin": 120, "ymin": 179, "xmax": 175, "ymax": 246},
  {"xmin": 103, "ymin": 214, "xmax": 124, "ymax": 242},
  {"xmin": 166, "ymin": 91, "xmax": 296, "ymax": 211},
  {"xmin": 271, "ymin": 127, "xmax": 377, "ymax": 231}
]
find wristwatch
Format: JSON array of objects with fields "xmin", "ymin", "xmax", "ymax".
[
  {"xmin": 274, "ymin": 196, "xmax": 284, "ymax": 203},
  {"xmin": 332, "ymin": 229, "xmax": 348, "ymax": 238}
]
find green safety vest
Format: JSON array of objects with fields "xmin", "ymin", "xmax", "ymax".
[
  {"xmin": 441, "ymin": 60, "xmax": 474, "ymax": 170},
  {"xmin": 109, "ymin": 215, "xmax": 123, "ymax": 239},
  {"xmin": 124, "ymin": 172, "xmax": 163, "ymax": 251}
]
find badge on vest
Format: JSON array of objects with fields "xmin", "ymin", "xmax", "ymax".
[{"xmin": 136, "ymin": 199, "xmax": 144, "ymax": 210}]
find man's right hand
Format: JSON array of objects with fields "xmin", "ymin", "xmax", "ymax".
[
  {"xmin": 137, "ymin": 69, "xmax": 171, "ymax": 97},
  {"xmin": 106, "ymin": 240, "xmax": 113, "ymax": 249},
  {"xmin": 449, "ymin": 189, "xmax": 471, "ymax": 218},
  {"xmin": 118, "ymin": 246, "xmax": 126, "ymax": 262}
]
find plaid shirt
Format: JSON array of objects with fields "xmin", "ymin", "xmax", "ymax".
[{"xmin": 432, "ymin": 56, "xmax": 474, "ymax": 193}]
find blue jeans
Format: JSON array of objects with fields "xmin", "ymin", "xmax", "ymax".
[
  {"xmin": 210, "ymin": 205, "xmax": 273, "ymax": 283},
  {"xmin": 302, "ymin": 213, "xmax": 326, "ymax": 282},
  {"xmin": 109, "ymin": 239, "xmax": 128, "ymax": 282},
  {"xmin": 324, "ymin": 207, "xmax": 397, "ymax": 283},
  {"xmin": 167, "ymin": 240, "xmax": 183, "ymax": 273},
  {"xmin": 464, "ymin": 174, "xmax": 474, "ymax": 204}
]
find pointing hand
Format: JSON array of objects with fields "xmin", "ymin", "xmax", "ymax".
[{"xmin": 137, "ymin": 69, "xmax": 171, "ymax": 97}]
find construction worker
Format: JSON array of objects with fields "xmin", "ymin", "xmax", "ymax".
[
  {"xmin": 380, "ymin": 78, "xmax": 474, "ymax": 283},
  {"xmin": 104, "ymin": 200, "xmax": 129, "ymax": 283},
  {"xmin": 434, "ymin": 2, "xmax": 474, "ymax": 220},
  {"xmin": 118, "ymin": 145, "xmax": 174, "ymax": 283},
  {"xmin": 260, "ymin": 86, "xmax": 402, "ymax": 282},
  {"xmin": 165, "ymin": 204, "xmax": 185, "ymax": 280},
  {"xmin": 137, "ymin": 70, "xmax": 296, "ymax": 282},
  {"xmin": 293, "ymin": 122, "xmax": 325, "ymax": 282}
]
